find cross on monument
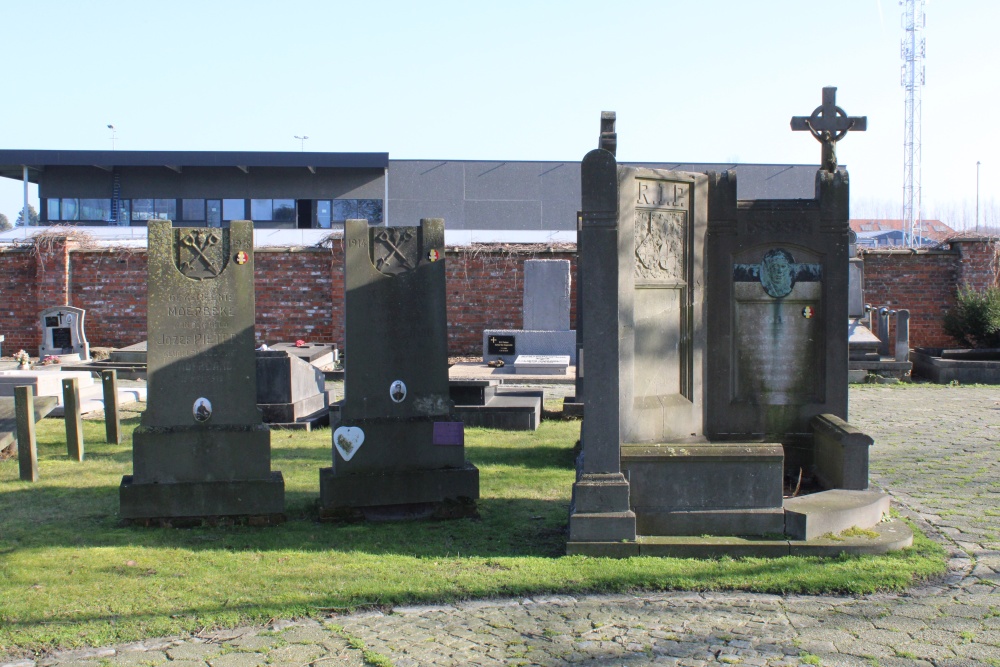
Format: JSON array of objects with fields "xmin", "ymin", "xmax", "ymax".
[
  {"xmin": 790, "ymin": 87, "xmax": 867, "ymax": 173},
  {"xmin": 599, "ymin": 111, "xmax": 617, "ymax": 156}
]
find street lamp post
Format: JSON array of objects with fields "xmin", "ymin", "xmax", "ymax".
[
  {"xmin": 294, "ymin": 135, "xmax": 309, "ymax": 151},
  {"xmin": 107, "ymin": 124, "xmax": 117, "ymax": 151}
]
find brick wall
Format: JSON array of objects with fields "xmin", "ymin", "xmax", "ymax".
[
  {"xmin": 3, "ymin": 235, "xmax": 995, "ymax": 357},
  {"xmin": 0, "ymin": 237, "xmax": 577, "ymax": 357},
  {"xmin": 860, "ymin": 237, "xmax": 1000, "ymax": 349}
]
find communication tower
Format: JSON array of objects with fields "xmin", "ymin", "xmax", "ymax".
[{"xmin": 901, "ymin": 0, "xmax": 926, "ymax": 246}]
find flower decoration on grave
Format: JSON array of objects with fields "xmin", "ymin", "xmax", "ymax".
[
  {"xmin": 295, "ymin": 339, "xmax": 306, "ymax": 347},
  {"xmin": 43, "ymin": 355, "xmax": 60, "ymax": 365},
  {"xmin": 13, "ymin": 349, "xmax": 31, "ymax": 366}
]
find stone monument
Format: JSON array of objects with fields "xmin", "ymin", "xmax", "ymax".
[
  {"xmin": 319, "ymin": 219, "xmax": 478, "ymax": 518},
  {"xmin": 569, "ymin": 101, "xmax": 901, "ymax": 556},
  {"xmin": 38, "ymin": 306, "xmax": 90, "ymax": 361},
  {"xmin": 120, "ymin": 220, "xmax": 284, "ymax": 522}
]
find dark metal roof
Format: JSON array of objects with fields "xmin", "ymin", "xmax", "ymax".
[{"xmin": 0, "ymin": 150, "xmax": 389, "ymax": 182}]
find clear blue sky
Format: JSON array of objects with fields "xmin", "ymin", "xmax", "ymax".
[{"xmin": 1, "ymin": 0, "xmax": 995, "ymax": 229}]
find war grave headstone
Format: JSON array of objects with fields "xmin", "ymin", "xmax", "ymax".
[
  {"xmin": 38, "ymin": 306, "xmax": 90, "ymax": 362},
  {"xmin": 569, "ymin": 100, "xmax": 907, "ymax": 556},
  {"xmin": 320, "ymin": 219, "xmax": 478, "ymax": 518},
  {"xmin": 120, "ymin": 220, "xmax": 284, "ymax": 522},
  {"xmin": 483, "ymin": 259, "xmax": 576, "ymax": 366}
]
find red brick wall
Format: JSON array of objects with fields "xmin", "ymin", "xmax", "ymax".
[
  {"xmin": 0, "ymin": 248, "xmax": 39, "ymax": 354},
  {"xmin": 860, "ymin": 249, "xmax": 957, "ymax": 348},
  {"xmin": 6, "ymin": 235, "xmax": 995, "ymax": 357}
]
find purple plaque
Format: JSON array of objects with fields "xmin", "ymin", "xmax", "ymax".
[{"xmin": 433, "ymin": 421, "xmax": 465, "ymax": 446}]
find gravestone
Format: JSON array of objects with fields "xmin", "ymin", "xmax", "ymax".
[
  {"xmin": 319, "ymin": 219, "xmax": 478, "ymax": 518},
  {"xmin": 38, "ymin": 306, "xmax": 90, "ymax": 361},
  {"xmin": 120, "ymin": 220, "xmax": 284, "ymax": 522},
  {"xmin": 570, "ymin": 102, "xmax": 889, "ymax": 555},
  {"xmin": 483, "ymin": 259, "xmax": 576, "ymax": 364}
]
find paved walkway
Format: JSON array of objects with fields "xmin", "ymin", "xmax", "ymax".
[{"xmin": 4, "ymin": 385, "xmax": 999, "ymax": 666}]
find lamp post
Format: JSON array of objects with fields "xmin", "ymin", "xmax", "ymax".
[
  {"xmin": 294, "ymin": 135, "xmax": 309, "ymax": 151},
  {"xmin": 976, "ymin": 161, "xmax": 981, "ymax": 233},
  {"xmin": 107, "ymin": 124, "xmax": 116, "ymax": 151}
]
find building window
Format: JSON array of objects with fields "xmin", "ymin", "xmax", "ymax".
[
  {"xmin": 223, "ymin": 199, "xmax": 245, "ymax": 221},
  {"xmin": 80, "ymin": 199, "xmax": 112, "ymax": 221},
  {"xmin": 60, "ymin": 198, "xmax": 80, "ymax": 221},
  {"xmin": 182, "ymin": 199, "xmax": 205, "ymax": 221},
  {"xmin": 251, "ymin": 199, "xmax": 296, "ymax": 222},
  {"xmin": 315, "ymin": 200, "xmax": 332, "ymax": 228},
  {"xmin": 47, "ymin": 199, "xmax": 60, "ymax": 221},
  {"xmin": 131, "ymin": 198, "xmax": 176, "ymax": 222},
  {"xmin": 331, "ymin": 199, "xmax": 382, "ymax": 225}
]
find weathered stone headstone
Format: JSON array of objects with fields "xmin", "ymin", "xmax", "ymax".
[
  {"xmin": 39, "ymin": 306, "xmax": 90, "ymax": 362},
  {"xmin": 102, "ymin": 370, "xmax": 121, "ymax": 445},
  {"xmin": 320, "ymin": 219, "xmax": 478, "ymax": 518},
  {"xmin": 120, "ymin": 220, "xmax": 284, "ymax": 522}
]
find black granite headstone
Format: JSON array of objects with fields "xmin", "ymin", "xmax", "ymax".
[{"xmin": 319, "ymin": 218, "xmax": 478, "ymax": 518}]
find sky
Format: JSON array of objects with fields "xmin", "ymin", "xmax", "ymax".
[{"xmin": 1, "ymin": 0, "xmax": 996, "ymax": 229}]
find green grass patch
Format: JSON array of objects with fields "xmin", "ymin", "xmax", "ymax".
[{"xmin": 0, "ymin": 405, "xmax": 946, "ymax": 656}]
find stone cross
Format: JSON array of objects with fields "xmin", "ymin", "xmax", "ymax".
[
  {"xmin": 600, "ymin": 111, "xmax": 617, "ymax": 156},
  {"xmin": 790, "ymin": 87, "xmax": 867, "ymax": 173}
]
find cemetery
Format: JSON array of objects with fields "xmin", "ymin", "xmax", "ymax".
[{"xmin": 0, "ymin": 100, "xmax": 997, "ymax": 667}]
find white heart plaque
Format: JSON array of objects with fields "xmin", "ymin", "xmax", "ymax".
[{"xmin": 333, "ymin": 426, "xmax": 365, "ymax": 461}]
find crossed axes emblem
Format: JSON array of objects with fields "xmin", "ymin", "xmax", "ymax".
[
  {"xmin": 374, "ymin": 229, "xmax": 415, "ymax": 272},
  {"xmin": 180, "ymin": 231, "xmax": 221, "ymax": 277}
]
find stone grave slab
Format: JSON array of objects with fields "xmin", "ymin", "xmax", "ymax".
[
  {"xmin": 38, "ymin": 306, "xmax": 90, "ymax": 362},
  {"xmin": 256, "ymin": 349, "xmax": 331, "ymax": 427},
  {"xmin": 120, "ymin": 220, "xmax": 283, "ymax": 522},
  {"xmin": 319, "ymin": 219, "xmax": 478, "ymax": 519},
  {"xmin": 268, "ymin": 342, "xmax": 336, "ymax": 369},
  {"xmin": 512, "ymin": 354, "xmax": 569, "ymax": 375},
  {"xmin": 449, "ymin": 379, "xmax": 542, "ymax": 431}
]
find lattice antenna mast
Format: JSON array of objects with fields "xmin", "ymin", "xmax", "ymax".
[{"xmin": 901, "ymin": 0, "xmax": 926, "ymax": 246}]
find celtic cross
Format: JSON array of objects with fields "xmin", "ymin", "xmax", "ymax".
[{"xmin": 790, "ymin": 87, "xmax": 867, "ymax": 173}]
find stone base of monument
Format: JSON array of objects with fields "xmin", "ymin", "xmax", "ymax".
[
  {"xmin": 561, "ymin": 396, "xmax": 584, "ymax": 417},
  {"xmin": 483, "ymin": 329, "xmax": 577, "ymax": 365},
  {"xmin": 622, "ymin": 441, "xmax": 786, "ymax": 537},
  {"xmin": 121, "ymin": 424, "xmax": 285, "ymax": 521},
  {"xmin": 450, "ymin": 380, "xmax": 542, "ymax": 431},
  {"xmin": 318, "ymin": 464, "xmax": 480, "ymax": 521},
  {"xmin": 119, "ymin": 473, "xmax": 286, "ymax": 525},
  {"xmin": 256, "ymin": 350, "xmax": 332, "ymax": 428}
]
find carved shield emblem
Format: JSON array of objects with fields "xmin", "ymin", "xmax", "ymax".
[
  {"xmin": 175, "ymin": 229, "xmax": 228, "ymax": 280},
  {"xmin": 371, "ymin": 228, "xmax": 418, "ymax": 275}
]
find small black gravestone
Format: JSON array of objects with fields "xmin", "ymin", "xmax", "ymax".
[
  {"xmin": 319, "ymin": 219, "xmax": 478, "ymax": 519},
  {"xmin": 120, "ymin": 220, "xmax": 284, "ymax": 522},
  {"xmin": 486, "ymin": 334, "xmax": 516, "ymax": 356}
]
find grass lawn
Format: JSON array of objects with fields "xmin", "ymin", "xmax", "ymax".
[{"xmin": 0, "ymin": 403, "xmax": 946, "ymax": 657}]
